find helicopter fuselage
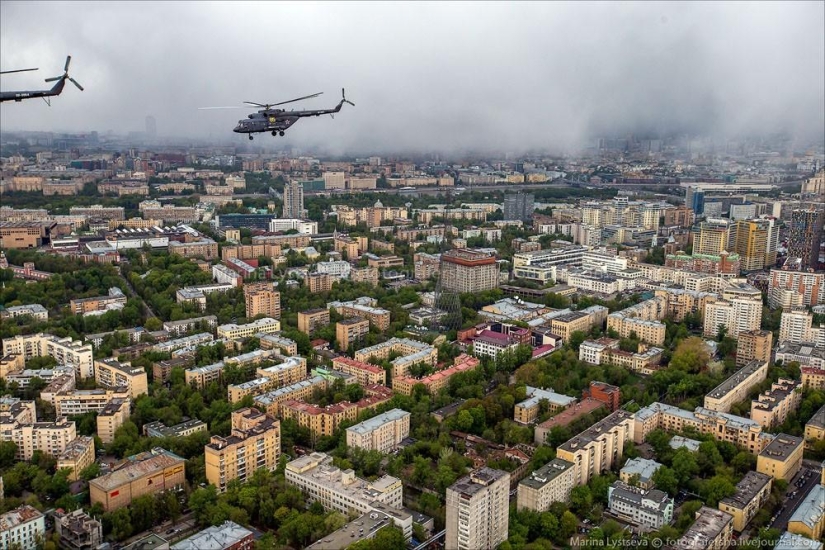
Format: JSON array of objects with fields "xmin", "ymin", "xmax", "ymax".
[{"xmin": 233, "ymin": 102, "xmax": 344, "ymax": 135}]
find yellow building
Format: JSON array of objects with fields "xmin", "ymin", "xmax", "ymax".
[
  {"xmin": 243, "ymin": 282, "xmax": 281, "ymax": 319},
  {"xmin": 0, "ymin": 354, "xmax": 24, "ymax": 378},
  {"xmin": 704, "ymin": 360, "xmax": 769, "ymax": 413},
  {"xmin": 217, "ymin": 317, "xmax": 280, "ymax": 339},
  {"xmin": 694, "ymin": 221, "xmax": 730, "ymax": 256},
  {"xmin": 205, "ymin": 408, "xmax": 281, "ymax": 493},
  {"xmin": 556, "ymin": 410, "xmax": 635, "ymax": 486},
  {"xmin": 677, "ymin": 507, "xmax": 733, "ymax": 550},
  {"xmin": 227, "ymin": 356, "xmax": 307, "ymax": 403},
  {"xmin": 297, "ymin": 308, "xmax": 330, "ymax": 335},
  {"xmin": 788, "ymin": 484, "xmax": 825, "ymax": 540},
  {"xmin": 606, "ymin": 297, "xmax": 668, "ymax": 346},
  {"xmin": 717, "ymin": 471, "xmax": 772, "ymax": 532},
  {"xmin": 56, "ymin": 436, "xmax": 95, "ymax": 482},
  {"xmin": 392, "ymin": 354, "xmax": 480, "ymax": 396},
  {"xmin": 336, "ymin": 317, "xmax": 370, "ymax": 351},
  {"xmin": 89, "ymin": 448, "xmax": 185, "ymax": 511},
  {"xmin": 54, "ymin": 389, "xmax": 131, "ymax": 417},
  {"xmin": 253, "ymin": 376, "xmax": 328, "ymax": 417},
  {"xmin": 804, "ymin": 404, "xmax": 825, "ymax": 449},
  {"xmin": 756, "ymin": 434, "xmax": 803, "ymax": 481},
  {"xmin": 730, "ymin": 220, "xmax": 769, "ymax": 272},
  {"xmin": 750, "ymin": 379, "xmax": 802, "ymax": 428},
  {"xmin": 736, "ymin": 330, "xmax": 773, "ymax": 368},
  {"xmin": 94, "ymin": 359, "xmax": 148, "ymax": 400},
  {"xmin": 345, "ymin": 409, "xmax": 410, "ymax": 453},
  {"xmin": 330, "ymin": 357, "xmax": 386, "ymax": 386},
  {"xmin": 517, "ymin": 458, "xmax": 577, "ymax": 511},
  {"xmin": 307, "ymin": 273, "xmax": 332, "ymax": 293},
  {"xmin": 96, "ymin": 398, "xmax": 131, "ymax": 445},
  {"xmin": 279, "ymin": 399, "xmax": 358, "ymax": 438}
]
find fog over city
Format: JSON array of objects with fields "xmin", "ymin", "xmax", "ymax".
[{"xmin": 1, "ymin": 1, "xmax": 823, "ymax": 154}]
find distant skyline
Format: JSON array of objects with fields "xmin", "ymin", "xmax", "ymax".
[{"xmin": 1, "ymin": 1, "xmax": 823, "ymax": 155}]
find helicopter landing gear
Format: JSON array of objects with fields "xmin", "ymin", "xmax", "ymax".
[
  {"xmin": 279, "ymin": 131, "xmax": 285, "ymax": 136},
  {"xmin": 272, "ymin": 131, "xmax": 277, "ymax": 136},
  {"xmin": 248, "ymin": 135, "xmax": 253, "ymax": 140}
]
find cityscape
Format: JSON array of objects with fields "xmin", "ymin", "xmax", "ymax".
[{"xmin": 1, "ymin": 2, "xmax": 825, "ymax": 550}]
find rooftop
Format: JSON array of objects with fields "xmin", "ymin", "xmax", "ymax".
[
  {"xmin": 520, "ymin": 458, "xmax": 575, "ymax": 490},
  {"xmin": 536, "ymin": 398, "xmax": 605, "ymax": 431},
  {"xmin": 89, "ymin": 448, "xmax": 185, "ymax": 492},
  {"xmin": 719, "ymin": 471, "xmax": 772, "ymax": 510},
  {"xmin": 678, "ymin": 507, "xmax": 733, "ymax": 550},
  {"xmin": 558, "ymin": 409, "xmax": 634, "ymax": 453},
  {"xmin": 775, "ymin": 531, "xmax": 823, "ymax": 550},
  {"xmin": 807, "ymin": 404, "xmax": 825, "ymax": 430},
  {"xmin": 347, "ymin": 409, "xmax": 410, "ymax": 436},
  {"xmin": 759, "ymin": 434, "xmax": 804, "ymax": 461},
  {"xmin": 518, "ymin": 386, "xmax": 577, "ymax": 410},
  {"xmin": 789, "ymin": 484, "xmax": 825, "ymax": 530},
  {"xmin": 254, "ymin": 376, "xmax": 326, "ymax": 406},
  {"xmin": 449, "ymin": 468, "xmax": 509, "ymax": 498},
  {"xmin": 306, "ymin": 510, "xmax": 394, "ymax": 550},
  {"xmin": 286, "ymin": 452, "xmax": 401, "ymax": 506},
  {"xmin": 669, "ymin": 435, "xmax": 701, "ymax": 452},
  {"xmin": 0, "ymin": 505, "xmax": 43, "ymax": 530},
  {"xmin": 620, "ymin": 458, "xmax": 662, "ymax": 484},
  {"xmin": 609, "ymin": 481, "xmax": 672, "ymax": 513},
  {"xmin": 171, "ymin": 521, "xmax": 253, "ymax": 550},
  {"xmin": 706, "ymin": 360, "xmax": 767, "ymax": 400}
]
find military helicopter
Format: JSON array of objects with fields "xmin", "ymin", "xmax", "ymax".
[
  {"xmin": 0, "ymin": 56, "xmax": 83, "ymax": 104},
  {"xmin": 200, "ymin": 89, "xmax": 354, "ymax": 139}
]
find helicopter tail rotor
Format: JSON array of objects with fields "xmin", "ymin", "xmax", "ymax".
[
  {"xmin": 341, "ymin": 88, "xmax": 355, "ymax": 107},
  {"xmin": 44, "ymin": 56, "xmax": 83, "ymax": 91}
]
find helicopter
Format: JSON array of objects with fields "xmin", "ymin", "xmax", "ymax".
[
  {"xmin": 0, "ymin": 56, "xmax": 84, "ymax": 104},
  {"xmin": 200, "ymin": 89, "xmax": 354, "ymax": 139}
]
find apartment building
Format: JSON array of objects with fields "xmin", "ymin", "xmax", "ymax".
[
  {"xmin": 227, "ymin": 356, "xmax": 307, "ymax": 403},
  {"xmin": 253, "ymin": 376, "xmax": 328, "ymax": 417},
  {"xmin": 328, "ymin": 298, "xmax": 391, "ymax": 331},
  {"xmin": 171, "ymin": 521, "xmax": 255, "ymax": 550},
  {"xmin": 756, "ymin": 434, "xmax": 804, "ymax": 481},
  {"xmin": 298, "ymin": 308, "xmax": 331, "ymax": 335},
  {"xmin": 556, "ymin": 410, "xmax": 635, "ymax": 486},
  {"xmin": 307, "ymin": 272, "xmax": 333, "ymax": 293},
  {"xmin": 162, "ymin": 315, "xmax": 218, "ymax": 336},
  {"xmin": 751, "ymin": 379, "xmax": 802, "ymax": 428},
  {"xmin": 619, "ymin": 458, "xmax": 662, "ymax": 490},
  {"xmin": 768, "ymin": 269, "xmax": 825, "ymax": 308},
  {"xmin": 804, "ymin": 404, "xmax": 825, "ymax": 448},
  {"xmin": 607, "ymin": 481, "xmax": 673, "ymax": 531},
  {"xmin": 256, "ymin": 333, "xmax": 298, "ymax": 356},
  {"xmin": 653, "ymin": 287, "xmax": 719, "ymax": 322},
  {"xmin": 243, "ymin": 282, "xmax": 281, "ymax": 319},
  {"xmin": 205, "ymin": 408, "xmax": 281, "ymax": 493},
  {"xmin": 185, "ymin": 362, "xmax": 225, "ymax": 389},
  {"xmin": 703, "ymin": 360, "xmax": 769, "ymax": 413},
  {"xmin": 90, "ymin": 448, "xmax": 186, "ymax": 511},
  {"xmin": 94, "ymin": 359, "xmax": 148, "ymax": 399},
  {"xmin": 353, "ymin": 338, "xmax": 437, "ymax": 379},
  {"xmin": 285, "ymin": 452, "xmax": 403, "ymax": 514},
  {"xmin": 803, "ymin": 366, "xmax": 825, "ymax": 390},
  {"xmin": 446, "ymin": 468, "xmax": 510, "ymax": 550},
  {"xmin": 346, "ymin": 409, "xmax": 411, "ymax": 453},
  {"xmin": 97, "ymin": 398, "xmax": 131, "ymax": 445},
  {"xmin": 152, "ymin": 332, "xmax": 214, "ymax": 354},
  {"xmin": 439, "ymin": 249, "xmax": 499, "ymax": 294},
  {"xmin": 1, "ymin": 304, "xmax": 48, "ymax": 322},
  {"xmin": 736, "ymin": 330, "xmax": 773, "ymax": 367},
  {"xmin": 583, "ymin": 381, "xmax": 622, "ymax": 411},
  {"xmin": 533, "ymin": 398, "xmax": 606, "ymax": 445},
  {"xmin": 70, "ymin": 287, "xmax": 128, "ymax": 316},
  {"xmin": 633, "ymin": 402, "xmax": 771, "ymax": 455},
  {"xmin": 54, "ymin": 388, "xmax": 130, "ymax": 417},
  {"xmin": 168, "ymin": 238, "xmax": 219, "ymax": 260},
  {"xmin": 351, "ymin": 266, "xmax": 379, "ymax": 286},
  {"xmin": 392, "ymin": 354, "xmax": 480, "ymax": 396},
  {"xmin": 703, "ymin": 297, "xmax": 763, "ymax": 339},
  {"xmin": 549, "ymin": 307, "xmax": 609, "ymax": 341},
  {"xmin": 606, "ymin": 297, "xmax": 668, "ymax": 345},
  {"xmin": 513, "ymin": 387, "xmax": 577, "ymax": 425},
  {"xmin": 779, "ymin": 308, "xmax": 825, "ymax": 346},
  {"xmin": 1, "ymin": 333, "xmax": 94, "ymax": 379},
  {"xmin": 336, "ymin": 317, "xmax": 370, "ymax": 351},
  {"xmin": 677, "ymin": 507, "xmax": 734, "ymax": 550},
  {"xmin": 143, "ymin": 418, "xmax": 207, "ymax": 438},
  {"xmin": 332, "ymin": 354, "xmax": 388, "ymax": 383},
  {"xmin": 517, "ymin": 458, "xmax": 576, "ymax": 512},
  {"xmin": 0, "ymin": 505, "xmax": 45, "ymax": 550},
  {"xmin": 217, "ymin": 317, "xmax": 280, "ymax": 339},
  {"xmin": 280, "ymin": 400, "xmax": 358, "ymax": 437},
  {"xmin": 718, "ymin": 471, "xmax": 772, "ymax": 532},
  {"xmin": 579, "ymin": 338, "xmax": 664, "ymax": 374},
  {"xmin": 56, "ymin": 435, "xmax": 95, "ymax": 482},
  {"xmin": 788, "ymin": 484, "xmax": 825, "ymax": 540}
]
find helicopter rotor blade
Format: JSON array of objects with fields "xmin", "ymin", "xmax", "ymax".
[
  {"xmin": 199, "ymin": 106, "xmax": 248, "ymax": 110},
  {"xmin": 64, "ymin": 56, "xmax": 71, "ymax": 72},
  {"xmin": 271, "ymin": 92, "xmax": 323, "ymax": 106},
  {"xmin": 244, "ymin": 101, "xmax": 268, "ymax": 108},
  {"xmin": 44, "ymin": 76, "xmax": 63, "ymax": 82},
  {"xmin": 69, "ymin": 77, "xmax": 84, "ymax": 91},
  {"xmin": 0, "ymin": 68, "xmax": 38, "ymax": 74}
]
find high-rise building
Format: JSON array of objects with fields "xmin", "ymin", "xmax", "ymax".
[
  {"xmin": 439, "ymin": 249, "xmax": 499, "ymax": 294},
  {"xmin": 503, "ymin": 192, "xmax": 535, "ymax": 221},
  {"xmin": 686, "ymin": 187, "xmax": 705, "ymax": 216},
  {"xmin": 694, "ymin": 220, "xmax": 730, "ymax": 256},
  {"xmin": 736, "ymin": 330, "xmax": 773, "ymax": 367},
  {"xmin": 446, "ymin": 468, "xmax": 510, "ymax": 550},
  {"xmin": 703, "ymin": 298, "xmax": 762, "ymax": 339},
  {"xmin": 243, "ymin": 282, "xmax": 281, "ymax": 319},
  {"xmin": 205, "ymin": 408, "xmax": 281, "ymax": 493},
  {"xmin": 786, "ymin": 209, "xmax": 824, "ymax": 270},
  {"xmin": 282, "ymin": 180, "xmax": 306, "ymax": 219},
  {"xmin": 730, "ymin": 220, "xmax": 769, "ymax": 272}
]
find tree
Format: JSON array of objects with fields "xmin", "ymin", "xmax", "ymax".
[
  {"xmin": 0, "ymin": 441, "xmax": 17, "ymax": 469},
  {"xmin": 570, "ymin": 485, "xmax": 593, "ymax": 515},
  {"xmin": 671, "ymin": 449, "xmax": 699, "ymax": 485},
  {"xmin": 106, "ymin": 507, "xmax": 133, "ymax": 541},
  {"xmin": 79, "ymin": 463, "xmax": 101, "ymax": 482},
  {"xmin": 669, "ymin": 337, "xmax": 710, "ymax": 373},
  {"xmin": 560, "ymin": 510, "xmax": 578, "ymax": 542},
  {"xmin": 651, "ymin": 466, "xmax": 679, "ymax": 496}
]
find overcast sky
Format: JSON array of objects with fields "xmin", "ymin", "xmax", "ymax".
[{"xmin": 1, "ymin": 1, "xmax": 823, "ymax": 154}]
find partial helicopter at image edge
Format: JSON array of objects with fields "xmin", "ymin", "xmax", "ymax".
[
  {"xmin": 0, "ymin": 56, "xmax": 83, "ymax": 104},
  {"xmin": 200, "ymin": 89, "xmax": 354, "ymax": 139}
]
